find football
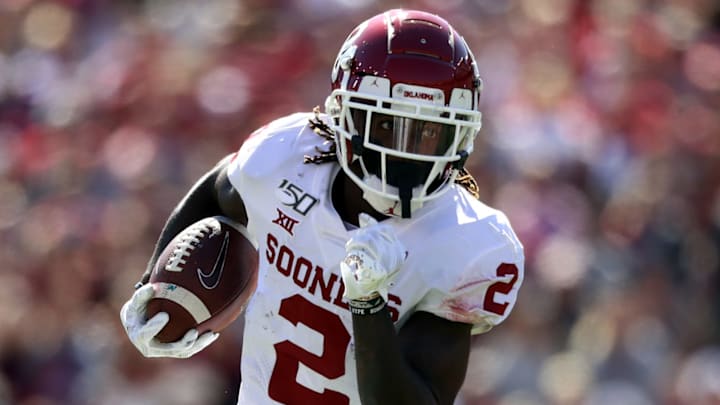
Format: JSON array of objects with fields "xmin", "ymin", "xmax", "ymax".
[{"xmin": 146, "ymin": 216, "xmax": 258, "ymax": 343}]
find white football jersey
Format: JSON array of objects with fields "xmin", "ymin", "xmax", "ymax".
[{"xmin": 226, "ymin": 112, "xmax": 524, "ymax": 405}]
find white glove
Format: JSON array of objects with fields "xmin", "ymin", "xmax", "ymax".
[
  {"xmin": 341, "ymin": 213, "xmax": 407, "ymax": 302},
  {"xmin": 119, "ymin": 284, "xmax": 219, "ymax": 358}
]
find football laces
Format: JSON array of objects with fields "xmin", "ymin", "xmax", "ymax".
[{"xmin": 165, "ymin": 220, "xmax": 218, "ymax": 272}]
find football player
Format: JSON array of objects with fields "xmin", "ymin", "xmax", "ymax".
[{"xmin": 120, "ymin": 9, "xmax": 524, "ymax": 405}]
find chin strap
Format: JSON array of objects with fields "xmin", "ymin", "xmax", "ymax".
[
  {"xmin": 395, "ymin": 162, "xmax": 415, "ymax": 219},
  {"xmin": 351, "ymin": 134, "xmax": 364, "ymax": 156},
  {"xmin": 399, "ymin": 185, "xmax": 412, "ymax": 218},
  {"xmin": 452, "ymin": 150, "xmax": 469, "ymax": 170}
]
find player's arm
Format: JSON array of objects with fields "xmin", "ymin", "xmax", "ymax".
[
  {"xmin": 353, "ymin": 309, "xmax": 471, "ymax": 404},
  {"xmin": 120, "ymin": 154, "xmax": 246, "ymax": 358},
  {"xmin": 137, "ymin": 154, "xmax": 247, "ymax": 286},
  {"xmin": 340, "ymin": 214, "xmax": 471, "ymax": 404}
]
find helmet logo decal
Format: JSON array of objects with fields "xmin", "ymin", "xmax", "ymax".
[
  {"xmin": 403, "ymin": 90, "xmax": 435, "ymax": 102},
  {"xmin": 359, "ymin": 76, "xmax": 390, "ymax": 96},
  {"xmin": 330, "ymin": 44, "xmax": 357, "ymax": 88},
  {"xmin": 331, "ymin": 21, "xmax": 367, "ymax": 86},
  {"xmin": 393, "ymin": 84, "xmax": 444, "ymax": 106}
]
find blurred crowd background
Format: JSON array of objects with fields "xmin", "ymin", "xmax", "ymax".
[{"xmin": 0, "ymin": 0, "xmax": 718, "ymax": 404}]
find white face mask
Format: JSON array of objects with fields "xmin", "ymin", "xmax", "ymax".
[{"xmin": 327, "ymin": 85, "xmax": 481, "ymax": 218}]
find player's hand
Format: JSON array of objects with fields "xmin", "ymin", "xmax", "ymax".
[
  {"xmin": 341, "ymin": 213, "xmax": 407, "ymax": 302},
  {"xmin": 119, "ymin": 284, "xmax": 219, "ymax": 358}
]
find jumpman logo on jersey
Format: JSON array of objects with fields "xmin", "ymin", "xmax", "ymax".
[
  {"xmin": 272, "ymin": 208, "xmax": 299, "ymax": 236},
  {"xmin": 385, "ymin": 201, "xmax": 401, "ymax": 217}
]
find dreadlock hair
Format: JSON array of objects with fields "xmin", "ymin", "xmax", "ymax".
[
  {"xmin": 304, "ymin": 106, "xmax": 481, "ymax": 201},
  {"xmin": 303, "ymin": 107, "xmax": 337, "ymax": 164}
]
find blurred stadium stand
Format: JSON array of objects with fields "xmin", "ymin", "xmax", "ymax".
[{"xmin": 0, "ymin": 0, "xmax": 718, "ymax": 404}]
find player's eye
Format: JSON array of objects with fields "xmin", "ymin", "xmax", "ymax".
[
  {"xmin": 379, "ymin": 119, "xmax": 393, "ymax": 131},
  {"xmin": 422, "ymin": 127, "xmax": 438, "ymax": 138}
]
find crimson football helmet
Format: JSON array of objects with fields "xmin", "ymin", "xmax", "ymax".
[{"xmin": 326, "ymin": 9, "xmax": 483, "ymax": 218}]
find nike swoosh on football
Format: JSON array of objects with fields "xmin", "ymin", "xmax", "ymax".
[{"xmin": 197, "ymin": 231, "xmax": 229, "ymax": 289}]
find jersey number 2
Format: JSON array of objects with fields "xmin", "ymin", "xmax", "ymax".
[
  {"xmin": 268, "ymin": 294, "xmax": 351, "ymax": 404},
  {"xmin": 483, "ymin": 263, "xmax": 519, "ymax": 316}
]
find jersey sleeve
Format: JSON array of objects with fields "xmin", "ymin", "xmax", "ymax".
[
  {"xmin": 415, "ymin": 231, "xmax": 524, "ymax": 335},
  {"xmin": 226, "ymin": 112, "xmax": 313, "ymax": 185},
  {"xmin": 224, "ymin": 112, "xmax": 320, "ymax": 252}
]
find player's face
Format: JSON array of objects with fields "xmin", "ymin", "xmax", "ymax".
[
  {"xmin": 353, "ymin": 110, "xmax": 456, "ymax": 158},
  {"xmin": 367, "ymin": 113, "xmax": 454, "ymax": 157},
  {"xmin": 350, "ymin": 108, "xmax": 457, "ymax": 190}
]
